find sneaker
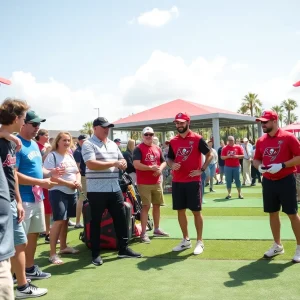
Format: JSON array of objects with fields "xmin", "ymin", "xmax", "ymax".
[
  {"xmin": 140, "ymin": 234, "xmax": 151, "ymax": 243},
  {"xmin": 13, "ymin": 274, "xmax": 31, "ymax": 285},
  {"xmin": 74, "ymin": 223, "xmax": 84, "ymax": 229},
  {"xmin": 118, "ymin": 247, "xmax": 142, "ymax": 258},
  {"xmin": 205, "ymin": 183, "xmax": 209, "ymax": 187},
  {"xmin": 68, "ymin": 220, "xmax": 76, "ymax": 226},
  {"xmin": 172, "ymin": 239, "xmax": 192, "ymax": 252},
  {"xmin": 45, "ymin": 235, "xmax": 60, "ymax": 244},
  {"xmin": 25, "ymin": 265, "xmax": 51, "ymax": 280},
  {"xmin": 263, "ymin": 243, "xmax": 284, "ymax": 258},
  {"xmin": 219, "ymin": 181, "xmax": 224, "ymax": 184},
  {"xmin": 39, "ymin": 233, "xmax": 46, "ymax": 238},
  {"xmin": 209, "ymin": 188, "xmax": 215, "ymax": 192},
  {"xmin": 193, "ymin": 240, "xmax": 204, "ymax": 255},
  {"xmin": 15, "ymin": 283, "xmax": 48, "ymax": 298},
  {"xmin": 292, "ymin": 246, "xmax": 300, "ymax": 263},
  {"xmin": 153, "ymin": 229, "xmax": 170, "ymax": 237},
  {"xmin": 92, "ymin": 256, "xmax": 103, "ymax": 266}
]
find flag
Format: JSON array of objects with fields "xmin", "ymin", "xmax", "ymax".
[{"xmin": 293, "ymin": 81, "xmax": 300, "ymax": 87}]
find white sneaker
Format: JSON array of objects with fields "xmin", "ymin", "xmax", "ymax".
[
  {"xmin": 172, "ymin": 239, "xmax": 192, "ymax": 252},
  {"xmin": 292, "ymin": 246, "xmax": 300, "ymax": 263},
  {"xmin": 264, "ymin": 243, "xmax": 284, "ymax": 258},
  {"xmin": 193, "ymin": 240, "xmax": 204, "ymax": 255},
  {"xmin": 15, "ymin": 283, "xmax": 48, "ymax": 299}
]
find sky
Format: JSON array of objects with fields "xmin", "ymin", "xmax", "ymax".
[{"xmin": 0, "ymin": 0, "xmax": 300, "ymax": 131}]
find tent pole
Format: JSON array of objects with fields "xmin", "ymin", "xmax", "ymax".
[{"xmin": 212, "ymin": 118, "xmax": 220, "ymax": 150}]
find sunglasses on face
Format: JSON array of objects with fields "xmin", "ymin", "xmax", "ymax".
[
  {"xmin": 27, "ymin": 122, "xmax": 41, "ymax": 128},
  {"xmin": 144, "ymin": 133, "xmax": 154, "ymax": 137}
]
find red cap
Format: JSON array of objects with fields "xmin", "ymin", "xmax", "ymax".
[
  {"xmin": 256, "ymin": 110, "xmax": 278, "ymax": 122},
  {"xmin": 174, "ymin": 112, "xmax": 190, "ymax": 122}
]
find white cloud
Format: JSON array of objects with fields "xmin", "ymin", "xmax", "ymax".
[
  {"xmin": 231, "ymin": 63, "xmax": 249, "ymax": 70},
  {"xmin": 1, "ymin": 52, "xmax": 299, "ymax": 131},
  {"xmin": 296, "ymin": 31, "xmax": 300, "ymax": 36},
  {"xmin": 135, "ymin": 6, "xmax": 179, "ymax": 28}
]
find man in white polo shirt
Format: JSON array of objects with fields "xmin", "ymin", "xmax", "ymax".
[{"xmin": 82, "ymin": 117, "xmax": 142, "ymax": 266}]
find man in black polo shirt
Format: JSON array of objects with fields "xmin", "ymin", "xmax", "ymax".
[{"xmin": 73, "ymin": 134, "xmax": 87, "ymax": 228}]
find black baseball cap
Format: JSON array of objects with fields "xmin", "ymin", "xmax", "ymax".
[
  {"xmin": 114, "ymin": 138, "xmax": 121, "ymax": 143},
  {"xmin": 78, "ymin": 134, "xmax": 88, "ymax": 141},
  {"xmin": 93, "ymin": 117, "xmax": 114, "ymax": 128},
  {"xmin": 25, "ymin": 110, "xmax": 46, "ymax": 123}
]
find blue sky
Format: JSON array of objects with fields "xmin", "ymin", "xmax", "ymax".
[{"xmin": 1, "ymin": 0, "xmax": 300, "ymax": 130}]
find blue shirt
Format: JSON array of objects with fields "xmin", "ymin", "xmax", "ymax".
[{"xmin": 16, "ymin": 136, "xmax": 44, "ymax": 203}]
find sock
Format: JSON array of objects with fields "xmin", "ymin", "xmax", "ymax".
[
  {"xmin": 17, "ymin": 283, "xmax": 29, "ymax": 291},
  {"xmin": 26, "ymin": 266, "xmax": 35, "ymax": 273}
]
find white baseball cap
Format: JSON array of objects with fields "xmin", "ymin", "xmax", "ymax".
[
  {"xmin": 243, "ymin": 137, "xmax": 248, "ymax": 142},
  {"xmin": 142, "ymin": 127, "xmax": 154, "ymax": 135}
]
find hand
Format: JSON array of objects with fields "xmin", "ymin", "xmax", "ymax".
[
  {"xmin": 50, "ymin": 167, "xmax": 65, "ymax": 178},
  {"xmin": 40, "ymin": 178, "xmax": 58, "ymax": 189},
  {"xmin": 258, "ymin": 164, "xmax": 268, "ymax": 174},
  {"xmin": 189, "ymin": 170, "xmax": 202, "ymax": 177},
  {"xmin": 171, "ymin": 163, "xmax": 181, "ymax": 171},
  {"xmin": 114, "ymin": 160, "xmax": 127, "ymax": 170},
  {"xmin": 16, "ymin": 202, "xmax": 25, "ymax": 223},
  {"xmin": 4, "ymin": 133, "xmax": 22, "ymax": 152},
  {"xmin": 74, "ymin": 180, "xmax": 82, "ymax": 190},
  {"xmin": 153, "ymin": 168, "xmax": 162, "ymax": 177},
  {"xmin": 266, "ymin": 163, "xmax": 283, "ymax": 174},
  {"xmin": 150, "ymin": 165, "xmax": 160, "ymax": 172}
]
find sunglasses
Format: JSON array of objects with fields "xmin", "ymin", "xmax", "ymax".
[
  {"xmin": 27, "ymin": 122, "xmax": 41, "ymax": 128},
  {"xmin": 144, "ymin": 133, "xmax": 154, "ymax": 137}
]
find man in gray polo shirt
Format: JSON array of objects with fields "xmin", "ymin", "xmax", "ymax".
[{"xmin": 82, "ymin": 117, "xmax": 142, "ymax": 266}]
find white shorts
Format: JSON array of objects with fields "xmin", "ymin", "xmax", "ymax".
[{"xmin": 22, "ymin": 201, "xmax": 46, "ymax": 234}]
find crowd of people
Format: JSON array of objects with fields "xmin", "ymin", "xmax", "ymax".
[{"xmin": 1, "ymin": 97, "xmax": 300, "ymax": 300}]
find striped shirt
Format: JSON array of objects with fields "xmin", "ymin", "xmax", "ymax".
[{"xmin": 81, "ymin": 135, "xmax": 123, "ymax": 192}]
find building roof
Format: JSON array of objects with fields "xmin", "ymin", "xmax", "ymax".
[{"xmin": 113, "ymin": 99, "xmax": 256, "ymax": 132}]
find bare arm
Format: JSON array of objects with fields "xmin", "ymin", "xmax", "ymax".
[
  {"xmin": 202, "ymin": 150, "xmax": 213, "ymax": 170},
  {"xmin": 86, "ymin": 160, "xmax": 119, "ymax": 171}
]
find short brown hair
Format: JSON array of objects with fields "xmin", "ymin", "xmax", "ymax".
[
  {"xmin": 36, "ymin": 129, "xmax": 49, "ymax": 141},
  {"xmin": 0, "ymin": 98, "xmax": 29, "ymax": 125}
]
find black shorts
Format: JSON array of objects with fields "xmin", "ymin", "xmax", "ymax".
[
  {"xmin": 49, "ymin": 190, "xmax": 77, "ymax": 221},
  {"xmin": 172, "ymin": 181, "xmax": 202, "ymax": 211},
  {"xmin": 262, "ymin": 174, "xmax": 298, "ymax": 215}
]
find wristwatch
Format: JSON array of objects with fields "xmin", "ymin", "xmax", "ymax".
[
  {"xmin": 281, "ymin": 163, "xmax": 286, "ymax": 169},
  {"xmin": 201, "ymin": 167, "xmax": 206, "ymax": 172}
]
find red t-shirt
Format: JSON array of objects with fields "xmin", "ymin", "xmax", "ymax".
[
  {"xmin": 221, "ymin": 145, "xmax": 244, "ymax": 167},
  {"xmin": 254, "ymin": 129, "xmax": 300, "ymax": 180},
  {"xmin": 133, "ymin": 143, "xmax": 164, "ymax": 185},
  {"xmin": 296, "ymin": 165, "xmax": 300, "ymax": 174},
  {"xmin": 168, "ymin": 131, "xmax": 210, "ymax": 182}
]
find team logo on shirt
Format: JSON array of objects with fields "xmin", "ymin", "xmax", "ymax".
[
  {"xmin": 145, "ymin": 152, "xmax": 157, "ymax": 164},
  {"xmin": 227, "ymin": 150, "xmax": 236, "ymax": 156},
  {"xmin": 176, "ymin": 146, "xmax": 192, "ymax": 161},
  {"xmin": 2, "ymin": 154, "xmax": 16, "ymax": 167},
  {"xmin": 263, "ymin": 146, "xmax": 280, "ymax": 161}
]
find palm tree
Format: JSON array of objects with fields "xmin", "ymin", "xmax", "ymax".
[
  {"xmin": 281, "ymin": 99, "xmax": 298, "ymax": 125},
  {"xmin": 271, "ymin": 105, "xmax": 284, "ymax": 127},
  {"xmin": 238, "ymin": 93, "xmax": 262, "ymax": 141},
  {"xmin": 80, "ymin": 121, "xmax": 93, "ymax": 137},
  {"xmin": 284, "ymin": 113, "xmax": 298, "ymax": 125}
]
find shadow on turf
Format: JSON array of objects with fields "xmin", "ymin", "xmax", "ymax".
[
  {"xmin": 137, "ymin": 249, "xmax": 193, "ymax": 271},
  {"xmin": 224, "ymin": 258, "xmax": 294, "ymax": 287}
]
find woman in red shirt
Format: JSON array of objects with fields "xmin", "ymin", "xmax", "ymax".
[{"xmin": 221, "ymin": 136, "xmax": 244, "ymax": 199}]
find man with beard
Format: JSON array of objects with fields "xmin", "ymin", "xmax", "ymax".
[
  {"xmin": 254, "ymin": 110, "xmax": 300, "ymax": 263},
  {"xmin": 167, "ymin": 113, "xmax": 213, "ymax": 255}
]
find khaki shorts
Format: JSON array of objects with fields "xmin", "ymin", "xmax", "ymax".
[
  {"xmin": 22, "ymin": 201, "xmax": 46, "ymax": 234},
  {"xmin": 0, "ymin": 259, "xmax": 13, "ymax": 300},
  {"xmin": 296, "ymin": 174, "xmax": 300, "ymax": 189},
  {"xmin": 137, "ymin": 184, "xmax": 164, "ymax": 206},
  {"xmin": 78, "ymin": 176, "xmax": 87, "ymax": 201}
]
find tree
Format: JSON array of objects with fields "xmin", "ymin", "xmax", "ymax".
[
  {"xmin": 281, "ymin": 99, "xmax": 298, "ymax": 125},
  {"xmin": 271, "ymin": 105, "xmax": 284, "ymax": 127},
  {"xmin": 284, "ymin": 113, "xmax": 298, "ymax": 125},
  {"xmin": 80, "ymin": 121, "xmax": 93, "ymax": 137},
  {"xmin": 238, "ymin": 93, "xmax": 262, "ymax": 141}
]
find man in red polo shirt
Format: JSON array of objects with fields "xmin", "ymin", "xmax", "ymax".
[
  {"xmin": 167, "ymin": 113, "xmax": 213, "ymax": 255},
  {"xmin": 133, "ymin": 127, "xmax": 169, "ymax": 243},
  {"xmin": 254, "ymin": 110, "xmax": 300, "ymax": 263}
]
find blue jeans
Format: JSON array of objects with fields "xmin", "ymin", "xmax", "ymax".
[{"xmin": 224, "ymin": 166, "xmax": 241, "ymax": 189}]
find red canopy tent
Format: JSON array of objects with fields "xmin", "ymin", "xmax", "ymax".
[
  {"xmin": 293, "ymin": 81, "xmax": 300, "ymax": 87},
  {"xmin": 282, "ymin": 122, "xmax": 300, "ymax": 133},
  {"xmin": 0, "ymin": 77, "xmax": 11, "ymax": 85}
]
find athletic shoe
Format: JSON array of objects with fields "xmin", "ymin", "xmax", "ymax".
[
  {"xmin": 68, "ymin": 220, "xmax": 76, "ymax": 226},
  {"xmin": 44, "ymin": 235, "xmax": 60, "ymax": 244},
  {"xmin": 292, "ymin": 246, "xmax": 300, "ymax": 263},
  {"xmin": 263, "ymin": 243, "xmax": 284, "ymax": 258},
  {"xmin": 74, "ymin": 223, "xmax": 84, "ymax": 229},
  {"xmin": 118, "ymin": 247, "xmax": 142, "ymax": 258},
  {"xmin": 219, "ymin": 181, "xmax": 224, "ymax": 184},
  {"xmin": 15, "ymin": 283, "xmax": 48, "ymax": 299},
  {"xmin": 140, "ymin": 234, "xmax": 151, "ymax": 243},
  {"xmin": 172, "ymin": 239, "xmax": 192, "ymax": 252},
  {"xmin": 153, "ymin": 229, "xmax": 169, "ymax": 237},
  {"xmin": 25, "ymin": 265, "xmax": 51, "ymax": 280},
  {"xmin": 194, "ymin": 240, "xmax": 204, "ymax": 255},
  {"xmin": 39, "ymin": 233, "xmax": 46, "ymax": 238},
  {"xmin": 205, "ymin": 183, "xmax": 209, "ymax": 187},
  {"xmin": 92, "ymin": 256, "xmax": 103, "ymax": 266},
  {"xmin": 209, "ymin": 188, "xmax": 215, "ymax": 192},
  {"xmin": 13, "ymin": 274, "xmax": 31, "ymax": 285}
]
